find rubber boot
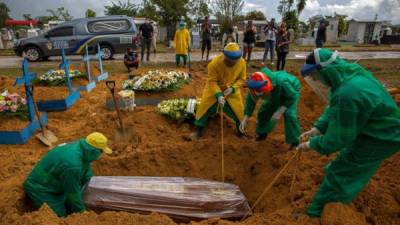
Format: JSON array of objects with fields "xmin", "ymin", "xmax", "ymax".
[
  {"xmin": 255, "ymin": 133, "xmax": 267, "ymax": 141},
  {"xmin": 190, "ymin": 127, "xmax": 203, "ymax": 140}
]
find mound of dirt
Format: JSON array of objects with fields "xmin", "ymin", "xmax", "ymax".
[
  {"xmin": 321, "ymin": 203, "xmax": 367, "ymax": 225},
  {"xmin": 0, "ymin": 61, "xmax": 399, "ymax": 225}
]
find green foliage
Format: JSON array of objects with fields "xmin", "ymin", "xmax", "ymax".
[
  {"xmin": 46, "ymin": 7, "xmax": 73, "ymax": 21},
  {"xmin": 149, "ymin": 0, "xmax": 190, "ymax": 26},
  {"xmin": 104, "ymin": 0, "xmax": 139, "ymax": 17},
  {"xmin": 85, "ymin": 9, "xmax": 96, "ymax": 18},
  {"xmin": 137, "ymin": 0, "xmax": 159, "ymax": 21},
  {"xmin": 278, "ymin": 0, "xmax": 306, "ymax": 31},
  {"xmin": 335, "ymin": 13, "xmax": 348, "ymax": 36},
  {"xmin": 23, "ymin": 14, "xmax": 33, "ymax": 21},
  {"xmin": 0, "ymin": 2, "xmax": 10, "ymax": 28},
  {"xmin": 188, "ymin": 0, "xmax": 211, "ymax": 20},
  {"xmin": 244, "ymin": 10, "xmax": 266, "ymax": 21},
  {"xmin": 213, "ymin": 0, "xmax": 244, "ymax": 32},
  {"xmin": 283, "ymin": 10, "xmax": 299, "ymax": 31}
]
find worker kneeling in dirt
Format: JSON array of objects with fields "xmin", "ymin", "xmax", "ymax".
[
  {"xmin": 23, "ymin": 132, "xmax": 112, "ymax": 217},
  {"xmin": 240, "ymin": 68, "xmax": 301, "ymax": 148},
  {"xmin": 191, "ymin": 42, "xmax": 247, "ymax": 139},
  {"xmin": 297, "ymin": 48, "xmax": 400, "ymax": 217}
]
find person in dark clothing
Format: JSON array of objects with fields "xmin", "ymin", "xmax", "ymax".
[
  {"xmin": 316, "ymin": 20, "xmax": 328, "ymax": 48},
  {"xmin": 201, "ymin": 16, "xmax": 212, "ymax": 61},
  {"xmin": 243, "ymin": 20, "xmax": 257, "ymax": 63},
  {"xmin": 276, "ymin": 22, "xmax": 291, "ymax": 71},
  {"xmin": 124, "ymin": 47, "xmax": 139, "ymax": 72},
  {"xmin": 139, "ymin": 19, "xmax": 153, "ymax": 61}
]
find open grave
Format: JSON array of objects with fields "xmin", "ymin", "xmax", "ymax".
[{"xmin": 0, "ymin": 61, "xmax": 399, "ymax": 225}]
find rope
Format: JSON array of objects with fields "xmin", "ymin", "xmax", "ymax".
[
  {"xmin": 240, "ymin": 150, "xmax": 300, "ymax": 221},
  {"xmin": 219, "ymin": 104, "xmax": 225, "ymax": 183},
  {"xmin": 290, "ymin": 150, "xmax": 302, "ymax": 194}
]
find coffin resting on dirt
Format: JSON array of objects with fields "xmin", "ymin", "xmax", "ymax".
[{"xmin": 83, "ymin": 176, "xmax": 251, "ymax": 222}]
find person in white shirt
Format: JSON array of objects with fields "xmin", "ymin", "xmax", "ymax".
[
  {"xmin": 150, "ymin": 21, "xmax": 158, "ymax": 54},
  {"xmin": 263, "ymin": 19, "xmax": 277, "ymax": 65}
]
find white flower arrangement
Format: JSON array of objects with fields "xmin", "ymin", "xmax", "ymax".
[
  {"xmin": 35, "ymin": 69, "xmax": 83, "ymax": 86},
  {"xmin": 118, "ymin": 90, "xmax": 136, "ymax": 111},
  {"xmin": 122, "ymin": 70, "xmax": 190, "ymax": 91},
  {"xmin": 156, "ymin": 98, "xmax": 200, "ymax": 120}
]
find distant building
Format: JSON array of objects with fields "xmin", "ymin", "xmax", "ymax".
[{"xmin": 346, "ymin": 19, "xmax": 385, "ymax": 44}]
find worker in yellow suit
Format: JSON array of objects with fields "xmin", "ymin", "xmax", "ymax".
[
  {"xmin": 191, "ymin": 42, "xmax": 247, "ymax": 139},
  {"xmin": 174, "ymin": 21, "xmax": 191, "ymax": 66}
]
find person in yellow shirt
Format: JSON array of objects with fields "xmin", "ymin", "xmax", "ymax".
[
  {"xmin": 174, "ymin": 21, "xmax": 191, "ymax": 66},
  {"xmin": 191, "ymin": 42, "xmax": 247, "ymax": 139}
]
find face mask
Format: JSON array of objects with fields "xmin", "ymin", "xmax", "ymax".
[
  {"xmin": 304, "ymin": 75, "xmax": 330, "ymax": 104},
  {"xmin": 87, "ymin": 148, "xmax": 102, "ymax": 162}
]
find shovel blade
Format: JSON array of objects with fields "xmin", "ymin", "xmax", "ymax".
[
  {"xmin": 35, "ymin": 130, "xmax": 58, "ymax": 147},
  {"xmin": 115, "ymin": 128, "xmax": 133, "ymax": 141}
]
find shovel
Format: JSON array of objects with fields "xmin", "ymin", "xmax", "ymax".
[
  {"xmin": 28, "ymin": 86, "xmax": 58, "ymax": 146},
  {"xmin": 187, "ymin": 47, "xmax": 192, "ymax": 77},
  {"xmin": 106, "ymin": 80, "xmax": 133, "ymax": 140}
]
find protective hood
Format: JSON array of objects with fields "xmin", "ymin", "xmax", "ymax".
[
  {"xmin": 310, "ymin": 48, "xmax": 376, "ymax": 90},
  {"xmin": 80, "ymin": 139, "xmax": 102, "ymax": 162}
]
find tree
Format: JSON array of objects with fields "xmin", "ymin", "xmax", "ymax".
[
  {"xmin": 137, "ymin": 0, "xmax": 158, "ymax": 21},
  {"xmin": 244, "ymin": 10, "xmax": 266, "ymax": 21},
  {"xmin": 277, "ymin": 0, "xmax": 306, "ymax": 31},
  {"xmin": 0, "ymin": 2, "xmax": 10, "ymax": 28},
  {"xmin": 150, "ymin": 0, "xmax": 192, "ymax": 42},
  {"xmin": 46, "ymin": 7, "xmax": 73, "ymax": 21},
  {"xmin": 104, "ymin": 0, "xmax": 139, "ymax": 17},
  {"xmin": 213, "ymin": 0, "xmax": 244, "ymax": 32},
  {"xmin": 23, "ymin": 14, "xmax": 33, "ymax": 21},
  {"xmin": 188, "ymin": 0, "xmax": 211, "ymax": 20},
  {"xmin": 85, "ymin": 9, "xmax": 96, "ymax": 18},
  {"xmin": 335, "ymin": 13, "xmax": 348, "ymax": 36}
]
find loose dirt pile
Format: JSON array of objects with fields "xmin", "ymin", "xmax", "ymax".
[{"xmin": 0, "ymin": 61, "xmax": 399, "ymax": 225}]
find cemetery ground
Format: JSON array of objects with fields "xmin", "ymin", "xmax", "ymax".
[{"xmin": 0, "ymin": 58, "xmax": 399, "ymax": 225}]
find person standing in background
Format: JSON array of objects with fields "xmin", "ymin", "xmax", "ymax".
[
  {"xmin": 243, "ymin": 20, "xmax": 257, "ymax": 63},
  {"xmin": 174, "ymin": 21, "xmax": 191, "ymax": 67},
  {"xmin": 316, "ymin": 20, "xmax": 328, "ymax": 48},
  {"xmin": 222, "ymin": 27, "xmax": 236, "ymax": 48},
  {"xmin": 150, "ymin": 21, "xmax": 158, "ymax": 54},
  {"xmin": 139, "ymin": 19, "xmax": 154, "ymax": 62},
  {"xmin": 201, "ymin": 16, "xmax": 212, "ymax": 61},
  {"xmin": 276, "ymin": 22, "xmax": 291, "ymax": 71},
  {"xmin": 263, "ymin": 19, "xmax": 277, "ymax": 66}
]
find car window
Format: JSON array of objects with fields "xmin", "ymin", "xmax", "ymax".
[
  {"xmin": 87, "ymin": 20, "xmax": 131, "ymax": 33},
  {"xmin": 48, "ymin": 27, "xmax": 74, "ymax": 37}
]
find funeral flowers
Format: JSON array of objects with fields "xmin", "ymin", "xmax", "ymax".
[
  {"xmin": 122, "ymin": 70, "xmax": 190, "ymax": 91},
  {"xmin": 0, "ymin": 90, "xmax": 28, "ymax": 119},
  {"xmin": 35, "ymin": 69, "xmax": 83, "ymax": 86},
  {"xmin": 156, "ymin": 98, "xmax": 199, "ymax": 120}
]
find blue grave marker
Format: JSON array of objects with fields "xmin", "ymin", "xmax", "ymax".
[
  {"xmin": 37, "ymin": 49, "xmax": 80, "ymax": 112},
  {"xmin": 0, "ymin": 59, "xmax": 49, "ymax": 144}
]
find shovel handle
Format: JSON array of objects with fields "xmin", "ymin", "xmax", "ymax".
[
  {"xmin": 26, "ymin": 85, "xmax": 46, "ymax": 132},
  {"xmin": 106, "ymin": 80, "xmax": 116, "ymax": 94}
]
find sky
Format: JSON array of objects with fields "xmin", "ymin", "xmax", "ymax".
[{"xmin": 4, "ymin": 0, "xmax": 400, "ymax": 24}]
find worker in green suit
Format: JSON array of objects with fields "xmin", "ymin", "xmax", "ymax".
[
  {"xmin": 240, "ymin": 67, "xmax": 301, "ymax": 148},
  {"xmin": 297, "ymin": 48, "xmax": 400, "ymax": 217},
  {"xmin": 23, "ymin": 132, "xmax": 112, "ymax": 217}
]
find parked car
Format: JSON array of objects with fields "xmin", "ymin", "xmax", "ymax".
[{"xmin": 13, "ymin": 15, "xmax": 138, "ymax": 61}]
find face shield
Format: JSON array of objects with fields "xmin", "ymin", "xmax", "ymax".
[
  {"xmin": 304, "ymin": 73, "xmax": 330, "ymax": 104},
  {"xmin": 301, "ymin": 49, "xmax": 338, "ymax": 104}
]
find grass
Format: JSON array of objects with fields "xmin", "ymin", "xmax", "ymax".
[{"xmin": 0, "ymin": 49, "xmax": 15, "ymax": 56}]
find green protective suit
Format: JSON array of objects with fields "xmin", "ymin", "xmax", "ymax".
[
  {"xmin": 244, "ymin": 67, "xmax": 302, "ymax": 144},
  {"xmin": 306, "ymin": 48, "xmax": 400, "ymax": 217},
  {"xmin": 23, "ymin": 139, "xmax": 101, "ymax": 217}
]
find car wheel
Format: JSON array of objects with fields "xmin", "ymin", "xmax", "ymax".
[
  {"xmin": 24, "ymin": 46, "xmax": 42, "ymax": 62},
  {"xmin": 100, "ymin": 45, "xmax": 113, "ymax": 60}
]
